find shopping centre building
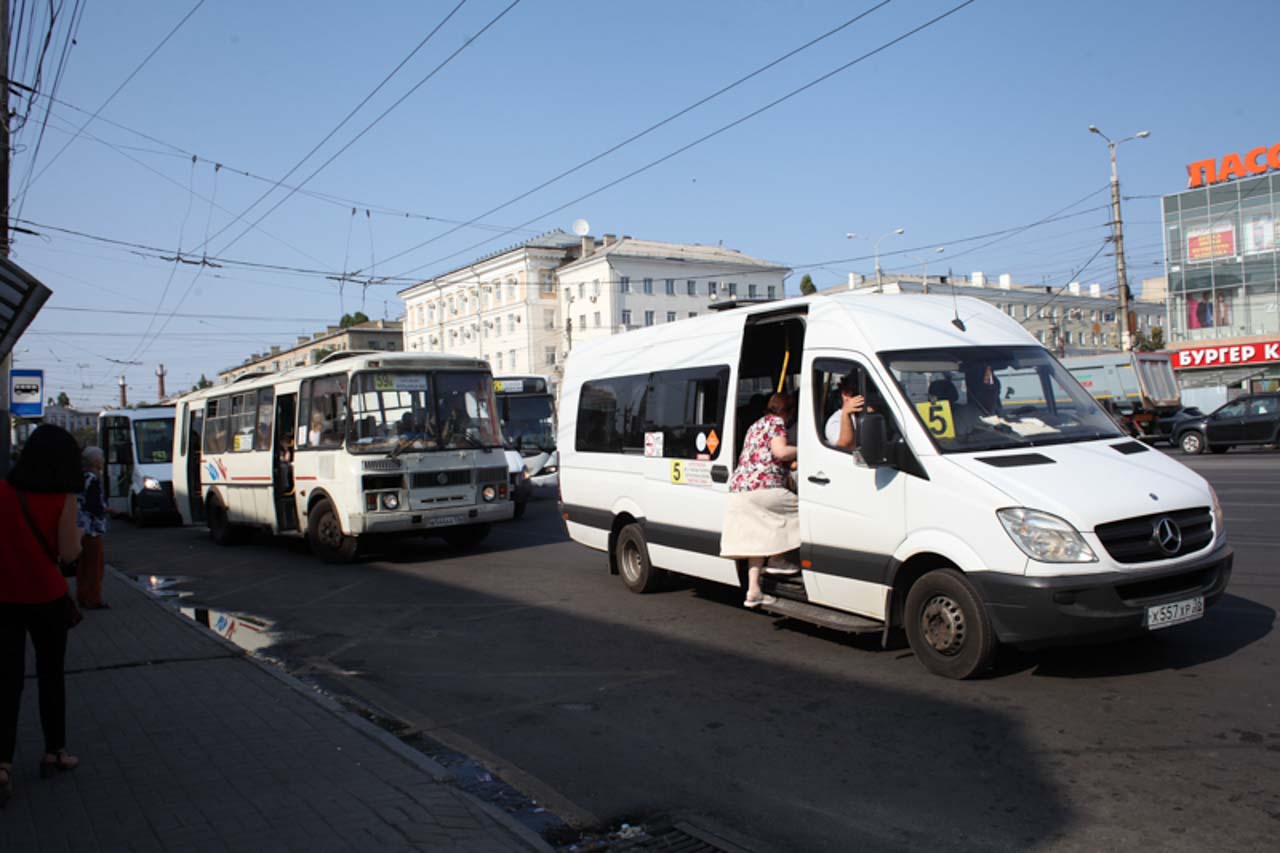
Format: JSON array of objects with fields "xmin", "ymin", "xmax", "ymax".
[{"xmin": 1163, "ymin": 141, "xmax": 1280, "ymax": 405}]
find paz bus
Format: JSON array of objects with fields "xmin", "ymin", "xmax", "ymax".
[{"xmin": 173, "ymin": 352, "xmax": 513, "ymax": 561}]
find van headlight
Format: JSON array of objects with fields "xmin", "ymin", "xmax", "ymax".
[
  {"xmin": 536, "ymin": 464, "xmax": 557, "ymax": 477},
  {"xmin": 997, "ymin": 508, "xmax": 1097, "ymax": 563},
  {"xmin": 142, "ymin": 476, "xmax": 162, "ymax": 491},
  {"xmin": 1209, "ymin": 485, "xmax": 1225, "ymax": 537}
]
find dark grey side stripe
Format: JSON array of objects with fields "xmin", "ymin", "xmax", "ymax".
[{"xmin": 801, "ymin": 542, "xmax": 891, "ymax": 585}]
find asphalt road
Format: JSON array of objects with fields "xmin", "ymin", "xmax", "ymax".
[{"xmin": 107, "ymin": 450, "xmax": 1280, "ymax": 852}]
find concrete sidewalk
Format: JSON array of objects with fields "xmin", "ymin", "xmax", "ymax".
[{"xmin": 3, "ymin": 567, "xmax": 551, "ymax": 852}]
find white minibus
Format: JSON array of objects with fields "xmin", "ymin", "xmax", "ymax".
[
  {"xmin": 494, "ymin": 374, "xmax": 559, "ymax": 500},
  {"xmin": 98, "ymin": 406, "xmax": 179, "ymax": 523},
  {"xmin": 558, "ymin": 294, "xmax": 1231, "ymax": 678},
  {"xmin": 173, "ymin": 352, "xmax": 513, "ymax": 561}
]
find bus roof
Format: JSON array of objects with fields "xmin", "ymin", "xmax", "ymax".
[
  {"xmin": 97, "ymin": 405, "xmax": 175, "ymax": 421},
  {"xmin": 173, "ymin": 352, "xmax": 491, "ymax": 404}
]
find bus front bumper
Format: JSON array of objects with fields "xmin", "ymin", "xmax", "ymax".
[
  {"xmin": 347, "ymin": 501, "xmax": 513, "ymax": 535},
  {"xmin": 968, "ymin": 546, "xmax": 1232, "ymax": 648}
]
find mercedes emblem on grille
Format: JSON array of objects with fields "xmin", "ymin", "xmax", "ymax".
[
  {"xmin": 436, "ymin": 472, "xmax": 449, "ymax": 485},
  {"xmin": 1152, "ymin": 516, "xmax": 1183, "ymax": 556}
]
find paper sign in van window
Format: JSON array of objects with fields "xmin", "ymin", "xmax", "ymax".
[{"xmin": 916, "ymin": 400, "xmax": 956, "ymax": 439}]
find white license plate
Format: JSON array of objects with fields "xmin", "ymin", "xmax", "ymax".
[
  {"xmin": 1145, "ymin": 596, "xmax": 1204, "ymax": 630},
  {"xmin": 425, "ymin": 514, "xmax": 464, "ymax": 528}
]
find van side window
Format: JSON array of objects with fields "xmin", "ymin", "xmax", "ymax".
[
  {"xmin": 812, "ymin": 359, "xmax": 898, "ymax": 450},
  {"xmin": 645, "ymin": 366, "xmax": 730, "ymax": 459},
  {"xmin": 576, "ymin": 374, "xmax": 647, "ymax": 453},
  {"xmin": 203, "ymin": 397, "xmax": 230, "ymax": 455}
]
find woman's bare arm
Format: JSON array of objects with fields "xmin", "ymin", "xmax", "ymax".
[
  {"xmin": 769, "ymin": 435, "xmax": 797, "ymax": 463},
  {"xmin": 58, "ymin": 494, "xmax": 83, "ymax": 562}
]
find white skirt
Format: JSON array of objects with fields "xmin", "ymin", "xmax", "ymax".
[{"xmin": 719, "ymin": 488, "xmax": 800, "ymax": 558}]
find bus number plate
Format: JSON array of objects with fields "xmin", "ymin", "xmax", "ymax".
[{"xmin": 425, "ymin": 514, "xmax": 464, "ymax": 528}]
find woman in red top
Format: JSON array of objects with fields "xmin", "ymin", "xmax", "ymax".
[{"xmin": 0, "ymin": 425, "xmax": 85, "ymax": 804}]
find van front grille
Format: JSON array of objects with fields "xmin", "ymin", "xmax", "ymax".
[{"xmin": 1094, "ymin": 507, "xmax": 1213, "ymax": 564}]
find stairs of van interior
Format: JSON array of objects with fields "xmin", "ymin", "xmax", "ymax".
[{"xmin": 760, "ymin": 573, "xmax": 883, "ymax": 634}]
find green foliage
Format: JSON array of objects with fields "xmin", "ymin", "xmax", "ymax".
[
  {"xmin": 56, "ymin": 391, "xmax": 71, "ymax": 407},
  {"xmin": 340, "ymin": 311, "xmax": 370, "ymax": 328},
  {"xmin": 1134, "ymin": 326, "xmax": 1166, "ymax": 352},
  {"xmin": 190, "ymin": 374, "xmax": 213, "ymax": 392},
  {"xmin": 798, "ymin": 274, "xmax": 817, "ymax": 296}
]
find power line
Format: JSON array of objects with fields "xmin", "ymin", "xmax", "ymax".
[
  {"xmin": 42, "ymin": 305, "xmax": 335, "ymax": 322},
  {"xmin": 382, "ymin": 0, "xmax": 981, "ymax": 284},
  {"xmin": 13, "ymin": 0, "xmax": 206, "ymax": 215},
  {"xmin": 361, "ymin": 0, "xmax": 897, "ymax": 274}
]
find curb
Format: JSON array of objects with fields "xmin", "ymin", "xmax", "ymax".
[{"xmin": 108, "ymin": 564, "xmax": 554, "ymax": 853}]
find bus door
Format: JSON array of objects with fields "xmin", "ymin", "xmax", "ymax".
[
  {"xmin": 273, "ymin": 392, "xmax": 299, "ymax": 532},
  {"xmin": 101, "ymin": 415, "xmax": 133, "ymax": 515},
  {"xmin": 180, "ymin": 403, "xmax": 206, "ymax": 523}
]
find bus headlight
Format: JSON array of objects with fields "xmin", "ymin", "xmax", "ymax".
[
  {"xmin": 380, "ymin": 492, "xmax": 400, "ymax": 511},
  {"xmin": 997, "ymin": 508, "xmax": 1097, "ymax": 563},
  {"xmin": 482, "ymin": 485, "xmax": 497, "ymax": 502},
  {"xmin": 142, "ymin": 476, "xmax": 162, "ymax": 491}
]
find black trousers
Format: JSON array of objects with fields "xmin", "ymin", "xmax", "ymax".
[{"xmin": 0, "ymin": 599, "xmax": 68, "ymax": 762}]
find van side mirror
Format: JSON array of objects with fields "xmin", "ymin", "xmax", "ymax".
[{"xmin": 859, "ymin": 413, "xmax": 888, "ymax": 466}]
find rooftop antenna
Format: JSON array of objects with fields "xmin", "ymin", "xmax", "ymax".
[{"xmin": 948, "ymin": 266, "xmax": 966, "ymax": 332}]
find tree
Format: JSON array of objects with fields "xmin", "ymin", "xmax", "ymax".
[
  {"xmin": 798, "ymin": 274, "xmax": 817, "ymax": 296},
  {"xmin": 56, "ymin": 391, "xmax": 71, "ymax": 408},
  {"xmin": 340, "ymin": 311, "xmax": 370, "ymax": 328},
  {"xmin": 1134, "ymin": 326, "xmax": 1166, "ymax": 352},
  {"xmin": 189, "ymin": 374, "xmax": 212, "ymax": 393}
]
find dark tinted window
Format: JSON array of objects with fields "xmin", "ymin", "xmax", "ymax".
[
  {"xmin": 644, "ymin": 366, "xmax": 730, "ymax": 459},
  {"xmin": 576, "ymin": 374, "xmax": 647, "ymax": 453}
]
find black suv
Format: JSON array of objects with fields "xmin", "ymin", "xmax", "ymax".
[{"xmin": 1174, "ymin": 393, "xmax": 1280, "ymax": 455}]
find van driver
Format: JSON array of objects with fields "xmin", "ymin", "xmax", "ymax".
[{"xmin": 825, "ymin": 374, "xmax": 866, "ymax": 451}]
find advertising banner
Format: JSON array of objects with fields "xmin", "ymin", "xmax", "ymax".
[
  {"xmin": 1172, "ymin": 339, "xmax": 1280, "ymax": 369},
  {"xmin": 1185, "ymin": 222, "xmax": 1236, "ymax": 262},
  {"xmin": 1242, "ymin": 214, "xmax": 1278, "ymax": 255}
]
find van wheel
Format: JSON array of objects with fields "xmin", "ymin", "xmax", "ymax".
[
  {"xmin": 904, "ymin": 569, "xmax": 996, "ymax": 680},
  {"xmin": 307, "ymin": 499, "xmax": 358, "ymax": 563},
  {"xmin": 615, "ymin": 523, "xmax": 664, "ymax": 593},
  {"xmin": 1179, "ymin": 431, "xmax": 1205, "ymax": 455},
  {"xmin": 442, "ymin": 523, "xmax": 491, "ymax": 549},
  {"xmin": 206, "ymin": 494, "xmax": 246, "ymax": 546}
]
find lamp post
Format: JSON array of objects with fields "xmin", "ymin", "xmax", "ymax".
[
  {"xmin": 848, "ymin": 228, "xmax": 905, "ymax": 292},
  {"xmin": 1088, "ymin": 125, "xmax": 1150, "ymax": 351},
  {"xmin": 909, "ymin": 247, "xmax": 946, "ymax": 295}
]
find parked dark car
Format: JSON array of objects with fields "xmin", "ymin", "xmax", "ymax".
[
  {"xmin": 1173, "ymin": 394, "xmax": 1280, "ymax": 455},
  {"xmin": 1151, "ymin": 406, "xmax": 1203, "ymax": 444}
]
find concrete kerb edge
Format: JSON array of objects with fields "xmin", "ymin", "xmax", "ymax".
[{"xmin": 105, "ymin": 563, "xmax": 555, "ymax": 853}]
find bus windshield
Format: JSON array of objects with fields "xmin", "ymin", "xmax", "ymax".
[
  {"xmin": 881, "ymin": 345, "xmax": 1124, "ymax": 453},
  {"xmin": 133, "ymin": 418, "xmax": 175, "ymax": 464},
  {"xmin": 348, "ymin": 370, "xmax": 502, "ymax": 454},
  {"xmin": 500, "ymin": 394, "xmax": 556, "ymax": 454}
]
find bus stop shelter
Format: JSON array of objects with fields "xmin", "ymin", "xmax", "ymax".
[{"xmin": 1, "ymin": 256, "xmax": 53, "ymax": 474}]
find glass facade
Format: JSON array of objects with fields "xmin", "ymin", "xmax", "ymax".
[{"xmin": 1163, "ymin": 172, "xmax": 1280, "ymax": 343}]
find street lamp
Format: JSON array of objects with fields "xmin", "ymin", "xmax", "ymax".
[
  {"xmin": 1088, "ymin": 125, "xmax": 1150, "ymax": 351},
  {"xmin": 909, "ymin": 247, "xmax": 946, "ymax": 295},
  {"xmin": 848, "ymin": 228, "xmax": 905, "ymax": 292}
]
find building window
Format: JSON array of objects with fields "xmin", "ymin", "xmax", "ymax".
[
  {"xmin": 620, "ymin": 276, "xmax": 631, "ymax": 293},
  {"xmin": 544, "ymin": 309, "xmax": 555, "ymax": 330},
  {"xmin": 707, "ymin": 281, "xmax": 716, "ymax": 297},
  {"xmin": 508, "ymin": 314, "xmax": 516, "ymax": 334},
  {"xmin": 688, "ymin": 312, "xmax": 698, "ymax": 319},
  {"xmin": 748, "ymin": 283, "xmax": 758, "ymax": 298},
  {"xmin": 687, "ymin": 280, "xmax": 696, "ymax": 296},
  {"xmin": 621, "ymin": 309, "xmax": 632, "ymax": 326},
  {"xmin": 665, "ymin": 279, "xmax": 675, "ymax": 295},
  {"xmin": 644, "ymin": 310, "xmax": 655, "ymax": 326},
  {"xmin": 666, "ymin": 311, "xmax": 676, "ymax": 323},
  {"xmin": 507, "ymin": 282, "xmax": 516, "ymax": 302},
  {"xmin": 540, "ymin": 270, "xmax": 554, "ymax": 294},
  {"xmin": 643, "ymin": 278, "xmax": 653, "ymax": 294},
  {"xmin": 728, "ymin": 282, "xmax": 738, "ymax": 297},
  {"xmin": 594, "ymin": 311, "xmax": 601, "ymax": 327},
  {"xmin": 579, "ymin": 314, "xmax": 586, "ymax": 331},
  {"xmin": 545, "ymin": 346, "xmax": 556, "ymax": 366},
  {"xmin": 592, "ymin": 279, "xmax": 600, "ymax": 296},
  {"xmin": 509, "ymin": 349, "xmax": 517, "ymax": 370},
  {"xmin": 767, "ymin": 285, "xmax": 776, "ymax": 299},
  {"xmin": 578, "ymin": 282, "xmax": 586, "ymax": 299},
  {"xmin": 497, "ymin": 352, "xmax": 503, "ymax": 369}
]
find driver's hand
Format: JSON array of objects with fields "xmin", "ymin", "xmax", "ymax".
[{"xmin": 842, "ymin": 394, "xmax": 866, "ymax": 415}]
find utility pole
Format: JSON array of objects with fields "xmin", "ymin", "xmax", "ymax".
[
  {"xmin": 1, "ymin": 0, "xmax": 13, "ymax": 476},
  {"xmin": 156, "ymin": 363, "xmax": 168, "ymax": 399},
  {"xmin": 1090, "ymin": 125, "xmax": 1150, "ymax": 352},
  {"xmin": 119, "ymin": 375, "xmax": 128, "ymax": 408}
]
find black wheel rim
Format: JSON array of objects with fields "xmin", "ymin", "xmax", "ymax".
[{"xmin": 921, "ymin": 594, "xmax": 967, "ymax": 656}]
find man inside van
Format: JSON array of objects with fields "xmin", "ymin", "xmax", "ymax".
[{"xmin": 824, "ymin": 374, "xmax": 867, "ymax": 451}]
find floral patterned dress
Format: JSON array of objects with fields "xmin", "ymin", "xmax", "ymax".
[{"xmin": 729, "ymin": 414, "xmax": 788, "ymax": 493}]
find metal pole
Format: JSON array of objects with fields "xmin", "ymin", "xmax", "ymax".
[
  {"xmin": 1109, "ymin": 142, "xmax": 1132, "ymax": 351},
  {"xmin": 1, "ymin": 0, "xmax": 12, "ymax": 475}
]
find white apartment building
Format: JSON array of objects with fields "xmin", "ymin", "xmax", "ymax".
[
  {"xmin": 399, "ymin": 232, "xmax": 790, "ymax": 378},
  {"xmin": 399, "ymin": 230, "xmax": 579, "ymax": 375},
  {"xmin": 553, "ymin": 235, "xmax": 789, "ymax": 350}
]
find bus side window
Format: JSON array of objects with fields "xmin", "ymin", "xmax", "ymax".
[
  {"xmin": 309, "ymin": 375, "xmax": 347, "ymax": 449},
  {"xmin": 256, "ymin": 387, "xmax": 275, "ymax": 451}
]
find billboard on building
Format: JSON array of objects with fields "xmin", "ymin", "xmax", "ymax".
[
  {"xmin": 1185, "ymin": 222, "xmax": 1236, "ymax": 262},
  {"xmin": 1242, "ymin": 214, "xmax": 1278, "ymax": 255}
]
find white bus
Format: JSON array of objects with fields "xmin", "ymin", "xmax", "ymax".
[
  {"xmin": 173, "ymin": 352, "xmax": 513, "ymax": 561},
  {"xmin": 98, "ymin": 406, "xmax": 179, "ymax": 523},
  {"xmin": 494, "ymin": 374, "xmax": 559, "ymax": 494},
  {"xmin": 558, "ymin": 294, "xmax": 1231, "ymax": 678}
]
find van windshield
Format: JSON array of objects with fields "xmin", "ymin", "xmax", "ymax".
[
  {"xmin": 133, "ymin": 418, "xmax": 175, "ymax": 464},
  {"xmin": 347, "ymin": 370, "xmax": 503, "ymax": 454},
  {"xmin": 881, "ymin": 345, "xmax": 1124, "ymax": 453}
]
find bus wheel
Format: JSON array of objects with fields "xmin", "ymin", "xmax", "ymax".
[
  {"xmin": 307, "ymin": 499, "xmax": 358, "ymax": 563},
  {"xmin": 206, "ymin": 495, "xmax": 244, "ymax": 546},
  {"xmin": 904, "ymin": 569, "xmax": 996, "ymax": 680},
  {"xmin": 615, "ymin": 523, "xmax": 663, "ymax": 593},
  {"xmin": 442, "ymin": 523, "xmax": 491, "ymax": 549}
]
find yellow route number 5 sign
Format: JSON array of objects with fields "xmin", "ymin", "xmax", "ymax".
[{"xmin": 915, "ymin": 400, "xmax": 956, "ymax": 439}]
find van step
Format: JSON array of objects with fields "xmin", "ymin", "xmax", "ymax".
[
  {"xmin": 761, "ymin": 574, "xmax": 807, "ymax": 601},
  {"xmin": 759, "ymin": 598, "xmax": 883, "ymax": 634}
]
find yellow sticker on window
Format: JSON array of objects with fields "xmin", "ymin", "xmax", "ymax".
[
  {"xmin": 373, "ymin": 373, "xmax": 394, "ymax": 392},
  {"xmin": 493, "ymin": 380, "xmax": 504, "ymax": 393},
  {"xmin": 916, "ymin": 400, "xmax": 956, "ymax": 439}
]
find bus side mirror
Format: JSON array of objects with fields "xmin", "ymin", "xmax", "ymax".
[{"xmin": 859, "ymin": 413, "xmax": 888, "ymax": 466}]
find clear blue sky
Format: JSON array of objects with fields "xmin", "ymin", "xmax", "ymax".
[{"xmin": 10, "ymin": 0, "xmax": 1276, "ymax": 408}]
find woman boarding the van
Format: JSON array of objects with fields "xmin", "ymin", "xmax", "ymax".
[{"xmin": 720, "ymin": 393, "xmax": 800, "ymax": 608}]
